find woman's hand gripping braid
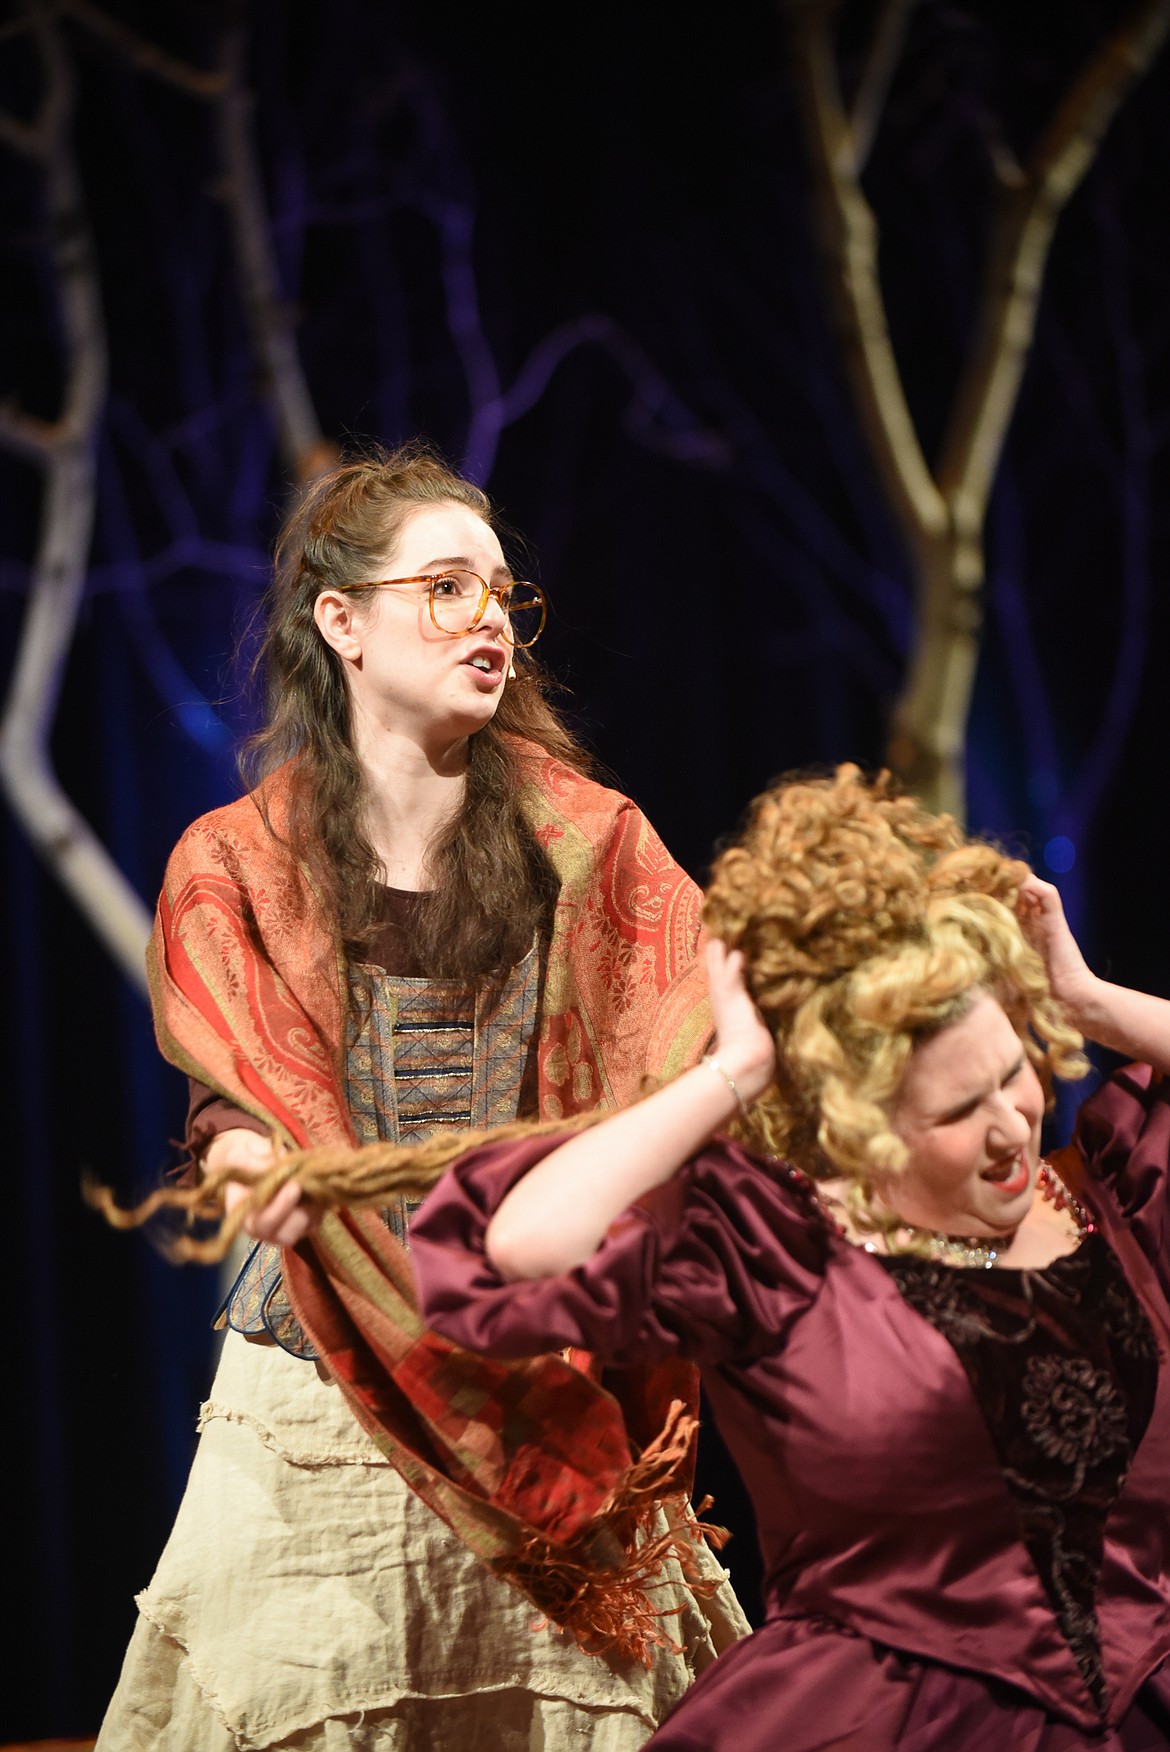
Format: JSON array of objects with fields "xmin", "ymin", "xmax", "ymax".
[{"xmin": 484, "ymin": 940, "xmax": 776, "ymax": 1281}]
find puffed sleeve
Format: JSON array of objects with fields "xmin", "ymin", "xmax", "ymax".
[
  {"xmin": 1075, "ymin": 1063, "xmax": 1170, "ymax": 1276},
  {"xmin": 410, "ymin": 1132, "xmax": 828, "ymax": 1368}
]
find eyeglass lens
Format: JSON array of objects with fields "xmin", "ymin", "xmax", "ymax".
[{"xmin": 430, "ymin": 571, "xmax": 545, "ymax": 647}]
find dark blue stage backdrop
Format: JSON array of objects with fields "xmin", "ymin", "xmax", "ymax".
[{"xmin": 2, "ymin": 1, "xmax": 1169, "ymax": 1738}]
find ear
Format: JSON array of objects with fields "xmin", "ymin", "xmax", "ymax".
[{"xmin": 313, "ymin": 589, "xmax": 366, "ymax": 662}]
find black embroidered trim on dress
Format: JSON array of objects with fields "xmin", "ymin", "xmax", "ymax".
[{"xmin": 883, "ymin": 1233, "xmax": 1158, "ymax": 1710}]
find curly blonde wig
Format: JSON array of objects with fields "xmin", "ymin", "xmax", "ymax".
[{"xmin": 703, "ymin": 766, "xmax": 1087, "ymax": 1211}]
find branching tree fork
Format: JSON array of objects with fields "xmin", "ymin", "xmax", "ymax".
[
  {"xmin": 4, "ymin": 0, "xmax": 1164, "ymax": 994},
  {"xmin": 61, "ymin": 0, "xmax": 337, "ymax": 486},
  {"xmin": 0, "ymin": 0, "xmax": 335, "ymax": 993},
  {"xmin": 0, "ymin": 5, "xmax": 149, "ymax": 979},
  {"xmin": 0, "ymin": 2, "xmax": 727, "ymax": 992},
  {"xmin": 787, "ymin": 0, "xmax": 1170, "ymax": 816}
]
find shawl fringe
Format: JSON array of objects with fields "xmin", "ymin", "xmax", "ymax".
[{"xmin": 495, "ymin": 1401, "xmax": 730, "ymax": 1665}]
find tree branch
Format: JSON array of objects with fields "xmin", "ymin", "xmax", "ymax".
[
  {"xmin": 849, "ymin": 0, "xmax": 918, "ymax": 171},
  {"xmin": 57, "ymin": 4, "xmax": 332, "ymax": 486},
  {"xmin": 0, "ymin": 403, "xmax": 61, "ymax": 461},
  {"xmin": 214, "ymin": 26, "xmax": 334, "ymax": 482},
  {"xmin": 937, "ymin": 0, "xmax": 1170, "ymax": 525},
  {"xmin": 0, "ymin": 1, "xmax": 152, "ymax": 991},
  {"xmin": 786, "ymin": 0, "xmax": 947, "ymax": 558},
  {"xmin": 60, "ymin": 0, "xmax": 225, "ymax": 97},
  {"xmin": 789, "ymin": 0, "xmax": 1170, "ymax": 817},
  {"xmin": 0, "ymin": 104, "xmax": 43, "ymax": 155}
]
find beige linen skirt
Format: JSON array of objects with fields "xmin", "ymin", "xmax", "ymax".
[{"xmin": 97, "ymin": 1331, "xmax": 748, "ymax": 1751}]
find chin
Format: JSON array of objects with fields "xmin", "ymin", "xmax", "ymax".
[
  {"xmin": 449, "ymin": 702, "xmax": 502, "ymax": 739},
  {"xmin": 971, "ymin": 1185, "xmax": 1034, "ymax": 1234}
]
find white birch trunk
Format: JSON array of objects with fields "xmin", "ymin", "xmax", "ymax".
[{"xmin": 0, "ymin": 10, "xmax": 151, "ymax": 992}]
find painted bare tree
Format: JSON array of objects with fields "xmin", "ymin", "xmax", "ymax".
[
  {"xmin": 0, "ymin": 2, "xmax": 335, "ymax": 994},
  {"xmin": 787, "ymin": 0, "xmax": 1170, "ymax": 816},
  {"xmin": 60, "ymin": 1, "xmax": 338, "ymax": 487},
  {"xmin": 0, "ymin": 3, "xmax": 151, "ymax": 983},
  {"xmin": 1, "ymin": 2, "xmax": 729, "ymax": 995}
]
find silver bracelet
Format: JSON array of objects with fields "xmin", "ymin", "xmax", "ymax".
[{"xmin": 701, "ymin": 1053, "xmax": 750, "ymax": 1121}]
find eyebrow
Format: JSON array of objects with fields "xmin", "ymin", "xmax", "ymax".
[
  {"xmin": 931, "ymin": 1053, "xmax": 1027, "ymax": 1125},
  {"xmin": 420, "ymin": 554, "xmax": 513, "ymax": 581}
]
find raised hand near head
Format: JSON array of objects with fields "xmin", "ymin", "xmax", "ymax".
[
  {"xmin": 1016, "ymin": 874, "xmax": 1095, "ymax": 1015},
  {"xmin": 705, "ymin": 938, "xmax": 776, "ymax": 1107}
]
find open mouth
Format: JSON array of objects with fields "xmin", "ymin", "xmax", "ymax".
[
  {"xmin": 980, "ymin": 1153, "xmax": 1031, "ymax": 1198},
  {"xmin": 463, "ymin": 649, "xmax": 504, "ymax": 680}
]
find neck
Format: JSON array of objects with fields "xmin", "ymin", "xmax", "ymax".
[
  {"xmin": 811, "ymin": 1164, "xmax": 1092, "ymax": 1271},
  {"xmin": 886, "ymin": 1217, "xmax": 1020, "ymax": 1269},
  {"xmin": 352, "ymin": 717, "xmax": 471, "ymax": 891}
]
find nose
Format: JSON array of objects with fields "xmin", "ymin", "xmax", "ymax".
[
  {"xmin": 480, "ymin": 586, "xmax": 508, "ymax": 635},
  {"xmin": 987, "ymin": 1091, "xmax": 1034, "ymax": 1155}
]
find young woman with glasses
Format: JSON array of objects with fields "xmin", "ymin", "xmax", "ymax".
[{"xmin": 97, "ymin": 445, "xmax": 746, "ymax": 1751}]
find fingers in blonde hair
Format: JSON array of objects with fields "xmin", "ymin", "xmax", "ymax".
[{"xmin": 703, "ymin": 766, "xmax": 1088, "ymax": 1214}]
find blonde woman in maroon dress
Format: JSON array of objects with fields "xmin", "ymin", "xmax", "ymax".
[{"xmin": 411, "ymin": 766, "xmax": 1170, "ymax": 1751}]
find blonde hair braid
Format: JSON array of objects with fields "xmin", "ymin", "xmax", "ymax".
[{"xmin": 86, "ymin": 1109, "xmax": 608, "ymax": 1265}]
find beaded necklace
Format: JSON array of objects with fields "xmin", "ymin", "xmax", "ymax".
[{"xmin": 784, "ymin": 1159, "xmax": 1094, "ymax": 1270}]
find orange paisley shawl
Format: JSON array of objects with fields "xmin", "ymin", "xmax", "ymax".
[{"xmin": 147, "ymin": 745, "xmax": 712, "ymax": 1658}]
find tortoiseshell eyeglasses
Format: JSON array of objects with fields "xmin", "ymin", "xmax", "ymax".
[{"xmin": 341, "ymin": 569, "xmax": 547, "ymax": 648}]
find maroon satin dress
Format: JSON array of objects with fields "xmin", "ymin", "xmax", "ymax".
[{"xmin": 411, "ymin": 1065, "xmax": 1170, "ymax": 1750}]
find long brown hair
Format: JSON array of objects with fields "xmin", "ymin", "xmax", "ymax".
[{"xmin": 243, "ymin": 441, "xmax": 590, "ymax": 987}]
